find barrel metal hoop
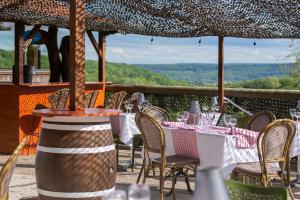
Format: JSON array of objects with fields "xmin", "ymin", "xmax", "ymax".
[
  {"xmin": 37, "ymin": 144, "xmax": 115, "ymax": 154},
  {"xmin": 37, "ymin": 187, "xmax": 115, "ymax": 198},
  {"xmin": 41, "ymin": 123, "xmax": 112, "ymax": 131}
]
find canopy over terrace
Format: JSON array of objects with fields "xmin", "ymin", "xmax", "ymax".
[
  {"xmin": 0, "ymin": 0, "xmax": 299, "ymax": 111},
  {"xmin": 0, "ymin": 0, "xmax": 299, "ymax": 38}
]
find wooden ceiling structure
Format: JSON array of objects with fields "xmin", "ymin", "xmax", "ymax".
[{"xmin": 0, "ymin": 0, "xmax": 299, "ymax": 111}]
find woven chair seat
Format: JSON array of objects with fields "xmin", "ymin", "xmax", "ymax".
[
  {"xmin": 152, "ymin": 155, "xmax": 199, "ymax": 167},
  {"xmin": 235, "ymin": 162, "xmax": 281, "ymax": 176}
]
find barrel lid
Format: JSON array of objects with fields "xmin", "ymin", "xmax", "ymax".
[{"xmin": 33, "ymin": 108, "xmax": 122, "ymax": 117}]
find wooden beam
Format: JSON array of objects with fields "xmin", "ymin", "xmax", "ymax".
[
  {"xmin": 98, "ymin": 32, "xmax": 106, "ymax": 82},
  {"xmin": 218, "ymin": 36, "xmax": 225, "ymax": 111},
  {"xmin": 86, "ymin": 31, "xmax": 101, "ymax": 58},
  {"xmin": 13, "ymin": 22, "xmax": 25, "ymax": 85},
  {"xmin": 69, "ymin": 0, "xmax": 86, "ymax": 111}
]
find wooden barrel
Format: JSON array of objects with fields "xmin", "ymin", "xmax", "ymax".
[{"xmin": 35, "ymin": 116, "xmax": 116, "ymax": 200}]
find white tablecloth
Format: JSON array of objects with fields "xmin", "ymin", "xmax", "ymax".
[
  {"xmin": 164, "ymin": 124, "xmax": 300, "ymax": 177},
  {"xmin": 110, "ymin": 113, "xmax": 140, "ymax": 145}
]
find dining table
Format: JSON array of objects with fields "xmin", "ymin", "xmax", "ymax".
[
  {"xmin": 110, "ymin": 112, "xmax": 300, "ymax": 178},
  {"xmin": 162, "ymin": 122, "xmax": 300, "ymax": 178}
]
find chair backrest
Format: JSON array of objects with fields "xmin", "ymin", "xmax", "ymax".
[
  {"xmin": 135, "ymin": 112, "xmax": 166, "ymax": 156},
  {"xmin": 246, "ymin": 111, "xmax": 276, "ymax": 132},
  {"xmin": 47, "ymin": 88, "xmax": 70, "ymax": 109},
  {"xmin": 143, "ymin": 106, "xmax": 171, "ymax": 123},
  {"xmin": 0, "ymin": 136, "xmax": 28, "ymax": 200},
  {"xmin": 225, "ymin": 180, "xmax": 289, "ymax": 200},
  {"xmin": 85, "ymin": 90, "xmax": 99, "ymax": 108},
  {"xmin": 107, "ymin": 91, "xmax": 127, "ymax": 110},
  {"xmin": 257, "ymin": 119, "xmax": 296, "ymax": 175}
]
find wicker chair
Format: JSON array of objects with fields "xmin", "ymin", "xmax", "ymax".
[
  {"xmin": 0, "ymin": 136, "xmax": 29, "ymax": 200},
  {"xmin": 47, "ymin": 88, "xmax": 70, "ymax": 109},
  {"xmin": 246, "ymin": 111, "xmax": 276, "ymax": 132},
  {"xmin": 135, "ymin": 112, "xmax": 199, "ymax": 200},
  {"xmin": 225, "ymin": 180, "xmax": 290, "ymax": 200},
  {"xmin": 85, "ymin": 90, "xmax": 99, "ymax": 108},
  {"xmin": 107, "ymin": 91, "xmax": 127, "ymax": 109},
  {"xmin": 231, "ymin": 119, "xmax": 296, "ymax": 198},
  {"xmin": 143, "ymin": 106, "xmax": 171, "ymax": 123}
]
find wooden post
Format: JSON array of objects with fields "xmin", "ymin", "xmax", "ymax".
[
  {"xmin": 218, "ymin": 36, "xmax": 224, "ymax": 111},
  {"xmin": 13, "ymin": 22, "xmax": 25, "ymax": 85},
  {"xmin": 98, "ymin": 32, "xmax": 106, "ymax": 82},
  {"xmin": 69, "ymin": 0, "xmax": 86, "ymax": 111}
]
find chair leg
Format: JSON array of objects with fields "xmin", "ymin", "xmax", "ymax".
[
  {"xmin": 132, "ymin": 144, "xmax": 135, "ymax": 172},
  {"xmin": 183, "ymin": 169, "xmax": 193, "ymax": 194},
  {"xmin": 171, "ymin": 168, "xmax": 176, "ymax": 200},
  {"xmin": 142, "ymin": 165, "xmax": 150, "ymax": 184},
  {"xmin": 160, "ymin": 166, "xmax": 165, "ymax": 200},
  {"xmin": 288, "ymin": 186, "xmax": 295, "ymax": 200},
  {"xmin": 116, "ymin": 136, "xmax": 120, "ymax": 170},
  {"xmin": 137, "ymin": 160, "xmax": 145, "ymax": 183}
]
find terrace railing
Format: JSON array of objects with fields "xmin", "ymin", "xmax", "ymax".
[{"xmin": 106, "ymin": 84, "xmax": 300, "ymax": 119}]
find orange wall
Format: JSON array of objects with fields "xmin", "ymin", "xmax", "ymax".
[{"xmin": 0, "ymin": 83, "xmax": 105, "ymax": 154}]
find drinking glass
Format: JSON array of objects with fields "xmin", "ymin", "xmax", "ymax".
[
  {"xmin": 295, "ymin": 111, "xmax": 300, "ymax": 122},
  {"xmin": 223, "ymin": 114, "xmax": 231, "ymax": 127},
  {"xmin": 103, "ymin": 190, "xmax": 127, "ymax": 200},
  {"xmin": 128, "ymin": 184, "xmax": 150, "ymax": 200},
  {"xmin": 289, "ymin": 108, "xmax": 296, "ymax": 120}
]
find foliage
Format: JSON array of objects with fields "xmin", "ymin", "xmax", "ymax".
[
  {"xmin": 138, "ymin": 63, "xmax": 292, "ymax": 85},
  {"xmin": 0, "ymin": 49, "xmax": 188, "ymax": 86},
  {"xmin": 0, "ymin": 23, "xmax": 11, "ymax": 31}
]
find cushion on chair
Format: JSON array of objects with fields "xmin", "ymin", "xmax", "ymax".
[
  {"xmin": 152, "ymin": 155, "xmax": 199, "ymax": 167},
  {"xmin": 235, "ymin": 162, "xmax": 281, "ymax": 175}
]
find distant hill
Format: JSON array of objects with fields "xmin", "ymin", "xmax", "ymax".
[
  {"xmin": 0, "ymin": 49, "xmax": 188, "ymax": 86},
  {"xmin": 137, "ymin": 63, "xmax": 292, "ymax": 84}
]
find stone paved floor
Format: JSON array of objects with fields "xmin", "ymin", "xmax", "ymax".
[{"xmin": 1, "ymin": 150, "xmax": 300, "ymax": 200}]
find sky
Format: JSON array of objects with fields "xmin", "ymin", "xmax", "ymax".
[{"xmin": 0, "ymin": 28, "xmax": 298, "ymax": 64}]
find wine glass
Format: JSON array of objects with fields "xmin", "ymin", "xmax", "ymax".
[
  {"xmin": 208, "ymin": 112, "xmax": 215, "ymax": 127},
  {"xmin": 289, "ymin": 108, "xmax": 296, "ymax": 120},
  {"xmin": 124, "ymin": 102, "xmax": 130, "ymax": 113},
  {"xmin": 229, "ymin": 117, "xmax": 237, "ymax": 133},
  {"xmin": 128, "ymin": 184, "xmax": 150, "ymax": 200},
  {"xmin": 137, "ymin": 103, "xmax": 143, "ymax": 111},
  {"xmin": 177, "ymin": 114, "xmax": 184, "ymax": 123},
  {"xmin": 103, "ymin": 190, "xmax": 127, "ymax": 200},
  {"xmin": 213, "ymin": 105, "xmax": 220, "ymax": 112},
  {"xmin": 127, "ymin": 103, "xmax": 134, "ymax": 113},
  {"xmin": 223, "ymin": 114, "xmax": 231, "ymax": 127},
  {"xmin": 295, "ymin": 111, "xmax": 300, "ymax": 122},
  {"xmin": 182, "ymin": 111, "xmax": 190, "ymax": 125},
  {"xmin": 202, "ymin": 105, "xmax": 209, "ymax": 113}
]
